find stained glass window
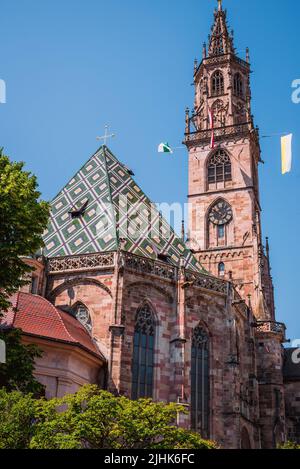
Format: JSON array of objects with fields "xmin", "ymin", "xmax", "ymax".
[
  {"xmin": 191, "ymin": 326, "xmax": 210, "ymax": 438},
  {"xmin": 132, "ymin": 304, "xmax": 155, "ymax": 400}
]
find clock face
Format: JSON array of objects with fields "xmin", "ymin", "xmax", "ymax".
[{"xmin": 209, "ymin": 201, "xmax": 233, "ymax": 226}]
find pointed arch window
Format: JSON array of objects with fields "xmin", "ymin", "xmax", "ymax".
[
  {"xmin": 234, "ymin": 73, "xmax": 244, "ymax": 98},
  {"xmin": 241, "ymin": 427, "xmax": 252, "ymax": 449},
  {"xmin": 132, "ymin": 304, "xmax": 155, "ymax": 400},
  {"xmin": 211, "ymin": 70, "xmax": 224, "ymax": 97},
  {"xmin": 72, "ymin": 303, "xmax": 92, "ymax": 333},
  {"xmin": 207, "ymin": 149, "xmax": 232, "ymax": 184},
  {"xmin": 212, "ymin": 100, "xmax": 227, "ymax": 127},
  {"xmin": 191, "ymin": 326, "xmax": 210, "ymax": 437},
  {"xmin": 218, "ymin": 262, "xmax": 225, "ymax": 277}
]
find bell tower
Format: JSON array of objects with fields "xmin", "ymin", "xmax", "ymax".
[{"xmin": 184, "ymin": 0, "xmax": 275, "ymax": 320}]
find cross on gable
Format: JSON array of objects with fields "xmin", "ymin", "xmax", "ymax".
[{"xmin": 96, "ymin": 125, "xmax": 116, "ymax": 145}]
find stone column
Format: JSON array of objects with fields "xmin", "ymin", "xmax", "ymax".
[
  {"xmin": 221, "ymin": 284, "xmax": 242, "ymax": 448},
  {"xmin": 255, "ymin": 324, "xmax": 286, "ymax": 448},
  {"xmin": 108, "ymin": 251, "xmax": 125, "ymax": 395},
  {"xmin": 108, "ymin": 325, "xmax": 125, "ymax": 395},
  {"xmin": 170, "ymin": 261, "xmax": 190, "ymax": 428}
]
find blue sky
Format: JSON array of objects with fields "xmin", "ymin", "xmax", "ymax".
[{"xmin": 0, "ymin": 0, "xmax": 299, "ymax": 340}]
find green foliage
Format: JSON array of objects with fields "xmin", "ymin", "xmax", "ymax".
[
  {"xmin": 0, "ymin": 385, "xmax": 215, "ymax": 449},
  {"xmin": 0, "ymin": 388, "xmax": 36, "ymax": 449},
  {"xmin": 278, "ymin": 441, "xmax": 300, "ymax": 449},
  {"xmin": 0, "ymin": 148, "xmax": 49, "ymax": 311},
  {"xmin": 30, "ymin": 385, "xmax": 216, "ymax": 449},
  {"xmin": 0, "ymin": 329, "xmax": 44, "ymax": 395}
]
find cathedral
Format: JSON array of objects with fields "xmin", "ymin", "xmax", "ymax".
[{"xmin": 1, "ymin": 0, "xmax": 300, "ymax": 449}]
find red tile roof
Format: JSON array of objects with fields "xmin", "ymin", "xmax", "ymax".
[{"xmin": 0, "ymin": 292, "xmax": 104, "ymax": 361}]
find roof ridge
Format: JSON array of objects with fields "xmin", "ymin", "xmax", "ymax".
[{"xmin": 101, "ymin": 145, "xmax": 119, "ymax": 247}]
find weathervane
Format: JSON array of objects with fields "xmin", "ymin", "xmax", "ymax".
[
  {"xmin": 218, "ymin": 0, "xmax": 222, "ymax": 11},
  {"xmin": 96, "ymin": 125, "xmax": 116, "ymax": 145}
]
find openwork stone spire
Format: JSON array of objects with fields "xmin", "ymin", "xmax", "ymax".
[{"xmin": 208, "ymin": 1, "xmax": 234, "ymax": 57}]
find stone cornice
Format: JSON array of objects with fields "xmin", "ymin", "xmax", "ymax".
[
  {"xmin": 47, "ymin": 252, "xmax": 115, "ymax": 274},
  {"xmin": 184, "ymin": 122, "xmax": 253, "ymax": 147},
  {"xmin": 45, "ymin": 250, "xmax": 229, "ymax": 297}
]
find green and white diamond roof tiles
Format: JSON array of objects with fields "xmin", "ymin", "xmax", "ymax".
[{"xmin": 43, "ymin": 146, "xmax": 206, "ymax": 273}]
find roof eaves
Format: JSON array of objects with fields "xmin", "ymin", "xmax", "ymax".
[{"xmin": 21, "ymin": 331, "xmax": 106, "ymax": 362}]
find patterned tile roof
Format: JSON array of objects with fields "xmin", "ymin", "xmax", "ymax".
[
  {"xmin": 43, "ymin": 145, "xmax": 205, "ymax": 273},
  {"xmin": 0, "ymin": 292, "xmax": 104, "ymax": 360}
]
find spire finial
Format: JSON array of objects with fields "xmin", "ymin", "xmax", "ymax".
[
  {"xmin": 185, "ymin": 107, "xmax": 190, "ymax": 134},
  {"xmin": 218, "ymin": 0, "xmax": 222, "ymax": 11},
  {"xmin": 246, "ymin": 47, "xmax": 250, "ymax": 63},
  {"xmin": 266, "ymin": 236, "xmax": 270, "ymax": 257},
  {"xmin": 181, "ymin": 220, "xmax": 185, "ymax": 242}
]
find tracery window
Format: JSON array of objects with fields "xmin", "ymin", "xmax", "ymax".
[
  {"xmin": 234, "ymin": 73, "xmax": 244, "ymax": 97},
  {"xmin": 207, "ymin": 149, "xmax": 232, "ymax": 184},
  {"xmin": 191, "ymin": 326, "xmax": 210, "ymax": 438},
  {"xmin": 211, "ymin": 70, "xmax": 224, "ymax": 96},
  {"xmin": 73, "ymin": 303, "xmax": 92, "ymax": 333},
  {"xmin": 212, "ymin": 100, "xmax": 227, "ymax": 127},
  {"xmin": 234, "ymin": 102, "xmax": 246, "ymax": 124},
  {"xmin": 131, "ymin": 304, "xmax": 155, "ymax": 400}
]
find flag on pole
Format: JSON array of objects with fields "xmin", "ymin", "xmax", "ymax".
[
  {"xmin": 208, "ymin": 108, "xmax": 215, "ymax": 149},
  {"xmin": 281, "ymin": 134, "xmax": 293, "ymax": 174},
  {"xmin": 158, "ymin": 142, "xmax": 173, "ymax": 154}
]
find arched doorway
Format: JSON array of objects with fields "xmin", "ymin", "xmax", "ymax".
[{"xmin": 241, "ymin": 427, "xmax": 252, "ymax": 449}]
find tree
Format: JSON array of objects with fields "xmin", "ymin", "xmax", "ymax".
[
  {"xmin": 0, "ymin": 329, "xmax": 44, "ymax": 395},
  {"xmin": 0, "ymin": 386, "xmax": 216, "ymax": 449},
  {"xmin": 0, "ymin": 388, "xmax": 36, "ymax": 449},
  {"xmin": 30, "ymin": 385, "xmax": 216, "ymax": 450},
  {"xmin": 0, "ymin": 149, "xmax": 49, "ymax": 311},
  {"xmin": 278, "ymin": 441, "xmax": 300, "ymax": 449}
]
